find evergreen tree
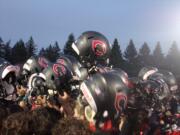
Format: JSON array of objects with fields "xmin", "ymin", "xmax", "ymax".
[
  {"xmin": 39, "ymin": 47, "xmax": 46, "ymax": 56},
  {"xmin": 0, "ymin": 38, "xmax": 12, "ymax": 62},
  {"xmin": 110, "ymin": 38, "xmax": 124, "ymax": 68},
  {"xmin": 52, "ymin": 41, "xmax": 61, "ymax": 60},
  {"xmin": 123, "ymin": 39, "xmax": 139, "ymax": 76},
  {"xmin": 64, "ymin": 33, "xmax": 75, "ymax": 55},
  {"xmin": 45, "ymin": 44, "xmax": 53, "ymax": 61},
  {"xmin": 41, "ymin": 42, "xmax": 61, "ymax": 62},
  {"xmin": 12, "ymin": 39, "xmax": 27, "ymax": 64},
  {"xmin": 0, "ymin": 37, "xmax": 3, "ymax": 44},
  {"xmin": 26, "ymin": 36, "xmax": 37, "ymax": 58},
  {"xmin": 139, "ymin": 42, "xmax": 150, "ymax": 56},
  {"xmin": 124, "ymin": 39, "xmax": 138, "ymax": 63},
  {"xmin": 4, "ymin": 40, "xmax": 12, "ymax": 62},
  {"xmin": 138, "ymin": 42, "xmax": 151, "ymax": 66},
  {"xmin": 0, "ymin": 38, "xmax": 6, "ymax": 58},
  {"xmin": 152, "ymin": 42, "xmax": 164, "ymax": 68},
  {"xmin": 166, "ymin": 41, "xmax": 180, "ymax": 74}
]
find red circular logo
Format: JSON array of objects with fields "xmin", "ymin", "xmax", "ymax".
[
  {"xmin": 57, "ymin": 58, "xmax": 65, "ymax": 65},
  {"xmin": 52, "ymin": 64, "xmax": 66, "ymax": 76},
  {"xmin": 114, "ymin": 92, "xmax": 127, "ymax": 112},
  {"xmin": 92, "ymin": 40, "xmax": 107, "ymax": 56},
  {"xmin": 38, "ymin": 57, "xmax": 49, "ymax": 68}
]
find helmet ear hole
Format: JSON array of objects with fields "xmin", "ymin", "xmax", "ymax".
[
  {"xmin": 35, "ymin": 67, "xmax": 39, "ymax": 73},
  {"xmin": 51, "ymin": 75, "xmax": 55, "ymax": 81}
]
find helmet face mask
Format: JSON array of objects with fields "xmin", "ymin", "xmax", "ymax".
[
  {"xmin": 158, "ymin": 70, "xmax": 178, "ymax": 92},
  {"xmin": 42, "ymin": 67, "xmax": 59, "ymax": 91},
  {"xmin": 147, "ymin": 70, "xmax": 178, "ymax": 93}
]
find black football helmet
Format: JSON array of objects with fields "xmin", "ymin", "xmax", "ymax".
[
  {"xmin": 42, "ymin": 63, "xmax": 70, "ymax": 93},
  {"xmin": 137, "ymin": 68, "xmax": 177, "ymax": 108},
  {"xmin": 148, "ymin": 70, "xmax": 178, "ymax": 92},
  {"xmin": 26, "ymin": 62, "xmax": 70, "ymax": 99},
  {"xmin": 71, "ymin": 31, "xmax": 111, "ymax": 66},
  {"xmin": 22, "ymin": 56, "xmax": 49, "ymax": 76},
  {"xmin": 56, "ymin": 54, "xmax": 88, "ymax": 81},
  {"xmin": 80, "ymin": 71, "xmax": 129, "ymax": 126},
  {"xmin": 20, "ymin": 56, "xmax": 49, "ymax": 86}
]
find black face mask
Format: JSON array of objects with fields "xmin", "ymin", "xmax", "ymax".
[{"xmin": 30, "ymin": 76, "xmax": 47, "ymax": 97}]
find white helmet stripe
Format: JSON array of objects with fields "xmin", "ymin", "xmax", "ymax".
[
  {"xmin": 143, "ymin": 69, "xmax": 158, "ymax": 80},
  {"xmin": 72, "ymin": 42, "xmax": 80, "ymax": 55},
  {"xmin": 2, "ymin": 65, "xmax": 19, "ymax": 79},
  {"xmin": 23, "ymin": 63, "xmax": 31, "ymax": 71},
  {"xmin": 26, "ymin": 59, "xmax": 33, "ymax": 64},
  {"xmin": 80, "ymin": 82, "xmax": 97, "ymax": 113},
  {"xmin": 75, "ymin": 68, "xmax": 81, "ymax": 78}
]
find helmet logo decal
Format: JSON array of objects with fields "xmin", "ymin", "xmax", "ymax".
[
  {"xmin": 2, "ymin": 65, "xmax": 19, "ymax": 79},
  {"xmin": 72, "ymin": 42, "xmax": 80, "ymax": 55},
  {"xmin": 92, "ymin": 40, "xmax": 107, "ymax": 56},
  {"xmin": 114, "ymin": 92, "xmax": 127, "ymax": 113},
  {"xmin": 57, "ymin": 59, "xmax": 65, "ymax": 65},
  {"xmin": 38, "ymin": 57, "xmax": 48, "ymax": 68},
  {"xmin": 52, "ymin": 64, "xmax": 66, "ymax": 76}
]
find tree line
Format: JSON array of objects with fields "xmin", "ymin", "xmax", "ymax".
[{"xmin": 0, "ymin": 34, "xmax": 180, "ymax": 77}]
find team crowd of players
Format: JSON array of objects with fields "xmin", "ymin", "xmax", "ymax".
[{"xmin": 0, "ymin": 31, "xmax": 179, "ymax": 135}]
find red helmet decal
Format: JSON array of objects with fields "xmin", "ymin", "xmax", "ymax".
[
  {"xmin": 114, "ymin": 92, "xmax": 127, "ymax": 113},
  {"xmin": 92, "ymin": 40, "xmax": 107, "ymax": 56},
  {"xmin": 52, "ymin": 64, "xmax": 66, "ymax": 76},
  {"xmin": 38, "ymin": 57, "xmax": 48, "ymax": 68},
  {"xmin": 57, "ymin": 58, "xmax": 65, "ymax": 65}
]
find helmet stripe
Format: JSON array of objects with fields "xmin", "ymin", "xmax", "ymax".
[{"xmin": 72, "ymin": 42, "xmax": 80, "ymax": 55}]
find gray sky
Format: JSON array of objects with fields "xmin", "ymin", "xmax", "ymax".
[{"xmin": 0, "ymin": 0, "xmax": 180, "ymax": 53}]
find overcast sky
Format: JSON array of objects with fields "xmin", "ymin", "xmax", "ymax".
[{"xmin": 0, "ymin": 0, "xmax": 180, "ymax": 53}]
